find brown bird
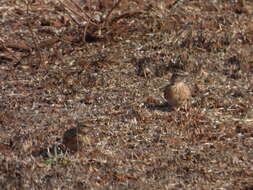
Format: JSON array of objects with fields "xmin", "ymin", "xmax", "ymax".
[
  {"xmin": 63, "ymin": 124, "xmax": 92, "ymax": 152},
  {"xmin": 163, "ymin": 73, "xmax": 191, "ymax": 108}
]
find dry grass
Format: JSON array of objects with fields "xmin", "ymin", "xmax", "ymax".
[{"xmin": 0, "ymin": 0, "xmax": 253, "ymax": 189}]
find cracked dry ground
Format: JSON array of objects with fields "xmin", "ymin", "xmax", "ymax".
[{"xmin": 0, "ymin": 1, "xmax": 253, "ymax": 189}]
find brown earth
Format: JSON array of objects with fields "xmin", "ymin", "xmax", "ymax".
[{"xmin": 0, "ymin": 0, "xmax": 252, "ymax": 189}]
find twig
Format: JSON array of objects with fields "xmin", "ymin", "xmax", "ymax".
[
  {"xmin": 0, "ymin": 38, "xmax": 20, "ymax": 62},
  {"xmin": 24, "ymin": 0, "xmax": 44, "ymax": 64},
  {"xmin": 109, "ymin": 10, "xmax": 142, "ymax": 24},
  {"xmin": 104, "ymin": 0, "xmax": 123, "ymax": 25},
  {"xmin": 58, "ymin": 0, "xmax": 99, "ymax": 27},
  {"xmin": 57, "ymin": 0, "xmax": 82, "ymax": 26},
  {"xmin": 27, "ymin": 23, "xmax": 43, "ymax": 64}
]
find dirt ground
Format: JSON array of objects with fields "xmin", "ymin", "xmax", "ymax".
[{"xmin": 0, "ymin": 0, "xmax": 252, "ymax": 189}]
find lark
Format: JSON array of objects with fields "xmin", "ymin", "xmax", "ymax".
[
  {"xmin": 163, "ymin": 74, "xmax": 191, "ymax": 108},
  {"xmin": 63, "ymin": 124, "xmax": 92, "ymax": 152}
]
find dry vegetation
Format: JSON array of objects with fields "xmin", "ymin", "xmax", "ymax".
[{"xmin": 0, "ymin": 0, "xmax": 253, "ymax": 189}]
